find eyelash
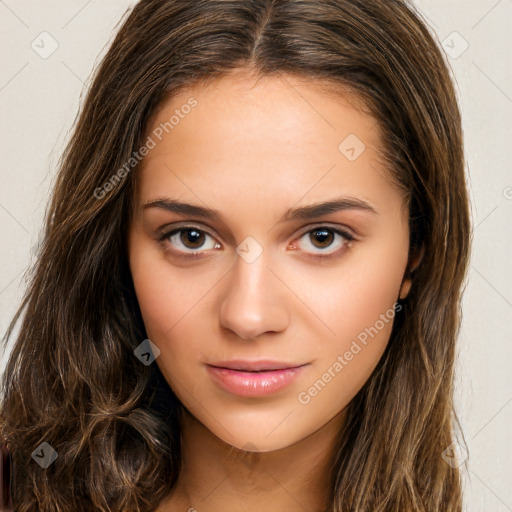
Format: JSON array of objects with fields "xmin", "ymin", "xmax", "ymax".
[{"xmin": 156, "ymin": 224, "xmax": 355, "ymax": 261}]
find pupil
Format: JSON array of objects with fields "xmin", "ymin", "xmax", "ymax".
[
  {"xmin": 311, "ymin": 229, "xmax": 333, "ymax": 248},
  {"xmin": 181, "ymin": 229, "xmax": 204, "ymax": 248}
]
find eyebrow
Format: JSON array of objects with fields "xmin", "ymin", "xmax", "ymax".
[{"xmin": 142, "ymin": 196, "xmax": 378, "ymax": 222}]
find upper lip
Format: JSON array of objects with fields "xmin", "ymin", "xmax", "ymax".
[{"xmin": 207, "ymin": 359, "xmax": 308, "ymax": 372}]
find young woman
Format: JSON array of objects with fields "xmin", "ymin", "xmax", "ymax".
[{"xmin": 0, "ymin": 0, "xmax": 471, "ymax": 510}]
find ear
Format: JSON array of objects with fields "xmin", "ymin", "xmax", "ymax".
[{"xmin": 399, "ymin": 244, "xmax": 424, "ymax": 300}]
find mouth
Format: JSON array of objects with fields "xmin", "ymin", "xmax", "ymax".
[
  {"xmin": 207, "ymin": 359, "xmax": 308, "ymax": 372},
  {"xmin": 205, "ymin": 360, "xmax": 309, "ymax": 397}
]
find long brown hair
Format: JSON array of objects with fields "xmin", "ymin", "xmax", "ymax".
[{"xmin": 0, "ymin": 0, "xmax": 471, "ymax": 510}]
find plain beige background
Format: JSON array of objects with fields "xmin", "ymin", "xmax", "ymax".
[{"xmin": 1, "ymin": 1, "xmax": 511, "ymax": 510}]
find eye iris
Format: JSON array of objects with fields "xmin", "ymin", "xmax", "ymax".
[
  {"xmin": 180, "ymin": 229, "xmax": 205, "ymax": 248},
  {"xmin": 310, "ymin": 228, "xmax": 334, "ymax": 248},
  {"xmin": 174, "ymin": 228, "xmax": 339, "ymax": 251}
]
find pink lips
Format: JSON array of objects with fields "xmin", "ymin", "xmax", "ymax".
[{"xmin": 206, "ymin": 360, "xmax": 308, "ymax": 397}]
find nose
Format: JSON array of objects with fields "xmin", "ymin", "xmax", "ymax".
[{"xmin": 218, "ymin": 251, "xmax": 290, "ymax": 341}]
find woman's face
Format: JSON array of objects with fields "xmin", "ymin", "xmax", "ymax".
[{"xmin": 128, "ymin": 70, "xmax": 411, "ymax": 452}]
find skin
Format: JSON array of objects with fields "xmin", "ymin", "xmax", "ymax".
[{"xmin": 128, "ymin": 68, "xmax": 413, "ymax": 511}]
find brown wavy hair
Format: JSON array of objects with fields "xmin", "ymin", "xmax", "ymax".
[{"xmin": 0, "ymin": 0, "xmax": 471, "ymax": 510}]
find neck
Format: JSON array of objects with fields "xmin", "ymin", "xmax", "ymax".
[{"xmin": 166, "ymin": 407, "xmax": 345, "ymax": 512}]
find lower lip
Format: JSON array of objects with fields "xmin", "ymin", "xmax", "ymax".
[{"xmin": 206, "ymin": 365, "xmax": 307, "ymax": 397}]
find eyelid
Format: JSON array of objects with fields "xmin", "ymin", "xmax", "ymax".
[
  {"xmin": 296, "ymin": 222, "xmax": 356, "ymax": 239},
  {"xmin": 156, "ymin": 221, "xmax": 357, "ymax": 258},
  {"xmin": 156, "ymin": 223, "xmax": 220, "ymax": 255},
  {"xmin": 156, "ymin": 221, "xmax": 216, "ymax": 238},
  {"xmin": 157, "ymin": 221, "xmax": 356, "ymax": 241},
  {"xmin": 288, "ymin": 225, "xmax": 355, "ymax": 260}
]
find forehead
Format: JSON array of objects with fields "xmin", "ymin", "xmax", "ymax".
[
  {"xmin": 147, "ymin": 70, "xmax": 378, "ymax": 151},
  {"xmin": 137, "ymin": 70, "xmax": 401, "ymax": 215}
]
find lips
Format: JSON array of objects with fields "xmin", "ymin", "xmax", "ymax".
[
  {"xmin": 207, "ymin": 359, "xmax": 306, "ymax": 372},
  {"xmin": 205, "ymin": 360, "xmax": 309, "ymax": 397}
]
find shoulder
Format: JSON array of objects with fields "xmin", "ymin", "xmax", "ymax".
[{"xmin": 1, "ymin": 443, "xmax": 13, "ymax": 511}]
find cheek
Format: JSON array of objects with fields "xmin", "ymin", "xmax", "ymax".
[
  {"xmin": 298, "ymin": 242, "xmax": 405, "ymax": 343},
  {"xmin": 129, "ymin": 240, "xmax": 209, "ymax": 339},
  {"xmin": 129, "ymin": 242, "xmax": 218, "ymax": 384},
  {"xmin": 130, "ymin": 262, "xmax": 176, "ymax": 339},
  {"xmin": 129, "ymin": 256, "xmax": 206, "ymax": 396},
  {"xmin": 297, "ymin": 241, "xmax": 405, "ymax": 383}
]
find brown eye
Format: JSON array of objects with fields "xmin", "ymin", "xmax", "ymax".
[
  {"xmin": 179, "ymin": 228, "xmax": 206, "ymax": 249},
  {"xmin": 293, "ymin": 226, "xmax": 355, "ymax": 260},
  {"xmin": 309, "ymin": 228, "xmax": 335, "ymax": 249},
  {"xmin": 160, "ymin": 226, "xmax": 220, "ymax": 255}
]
